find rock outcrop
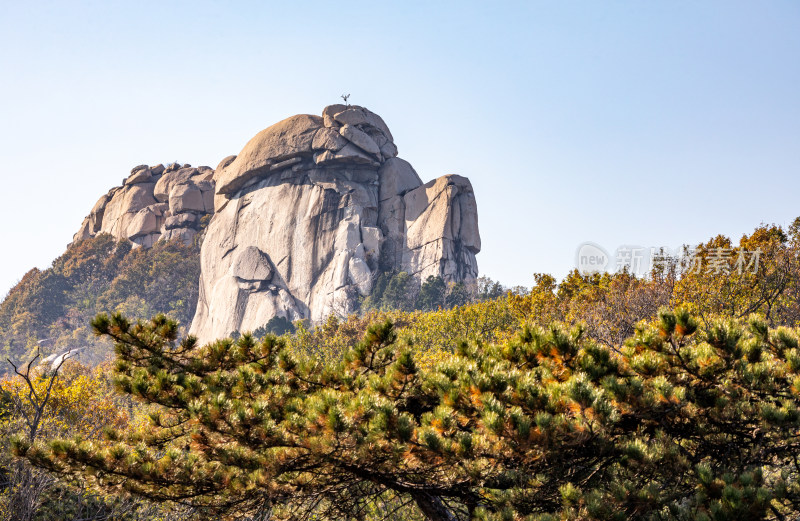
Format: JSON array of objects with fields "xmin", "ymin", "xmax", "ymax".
[
  {"xmin": 72, "ymin": 105, "xmax": 480, "ymax": 342},
  {"xmin": 190, "ymin": 105, "xmax": 480, "ymax": 342},
  {"xmin": 74, "ymin": 163, "xmax": 215, "ymax": 247}
]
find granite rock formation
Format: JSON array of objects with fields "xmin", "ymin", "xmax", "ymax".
[
  {"xmin": 72, "ymin": 105, "xmax": 480, "ymax": 342},
  {"xmin": 190, "ymin": 105, "xmax": 480, "ymax": 342},
  {"xmin": 74, "ymin": 162, "xmax": 215, "ymax": 247}
]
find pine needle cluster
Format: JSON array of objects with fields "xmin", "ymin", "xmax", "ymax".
[{"xmin": 17, "ymin": 308, "xmax": 800, "ymax": 520}]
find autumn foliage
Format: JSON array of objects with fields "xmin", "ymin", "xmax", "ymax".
[
  {"xmin": 6, "ymin": 218, "xmax": 800, "ymax": 520},
  {"xmin": 17, "ymin": 306, "xmax": 800, "ymax": 521}
]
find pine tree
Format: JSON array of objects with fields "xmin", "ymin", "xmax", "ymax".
[
  {"xmin": 417, "ymin": 276, "xmax": 446, "ymax": 311},
  {"xmin": 17, "ymin": 309, "xmax": 800, "ymax": 520}
]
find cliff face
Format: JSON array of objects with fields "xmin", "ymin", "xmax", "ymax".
[{"xmin": 73, "ymin": 105, "xmax": 480, "ymax": 343}]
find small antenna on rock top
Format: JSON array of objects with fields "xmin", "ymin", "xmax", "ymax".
[{"xmin": 341, "ymin": 93, "xmax": 350, "ymax": 107}]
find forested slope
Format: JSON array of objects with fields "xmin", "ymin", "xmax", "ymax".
[{"xmin": 0, "ymin": 235, "xmax": 200, "ymax": 367}]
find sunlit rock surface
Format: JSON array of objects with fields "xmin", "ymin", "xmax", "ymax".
[{"xmin": 72, "ymin": 105, "xmax": 480, "ymax": 342}]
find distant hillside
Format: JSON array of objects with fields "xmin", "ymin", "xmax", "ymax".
[{"xmin": 0, "ymin": 234, "xmax": 200, "ymax": 368}]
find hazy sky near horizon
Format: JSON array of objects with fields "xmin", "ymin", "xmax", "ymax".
[{"xmin": 1, "ymin": 1, "xmax": 798, "ymax": 298}]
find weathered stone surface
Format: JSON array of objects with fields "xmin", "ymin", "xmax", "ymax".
[
  {"xmin": 152, "ymin": 202, "xmax": 170, "ymax": 216},
  {"xmin": 73, "ymin": 162, "xmax": 215, "ymax": 245},
  {"xmin": 322, "ymin": 104, "xmax": 347, "ymax": 128},
  {"xmin": 333, "ymin": 107, "xmax": 394, "ymax": 143},
  {"xmin": 160, "ymin": 227, "xmax": 197, "ymax": 246},
  {"xmin": 401, "ymin": 175, "xmax": 480, "ymax": 282},
  {"xmin": 339, "ymin": 124, "xmax": 381, "ymax": 158},
  {"xmin": 348, "ymin": 255, "xmax": 372, "ymax": 296},
  {"xmin": 69, "ymin": 105, "xmax": 479, "ymax": 344},
  {"xmin": 126, "ymin": 167, "xmax": 152, "ymax": 185},
  {"xmin": 458, "ymin": 192, "xmax": 480, "ymax": 253},
  {"xmin": 202, "ymin": 189, "xmax": 214, "ymax": 213},
  {"xmin": 216, "ymin": 155, "xmax": 237, "ymax": 172},
  {"xmin": 73, "ymin": 192, "xmax": 112, "ymax": 243},
  {"xmin": 272, "ymin": 157, "xmax": 303, "ymax": 171},
  {"xmin": 195, "ymin": 179, "xmax": 214, "ymax": 193},
  {"xmin": 127, "ymin": 206, "xmax": 160, "ymax": 239},
  {"xmin": 361, "ymin": 226, "xmax": 383, "ymax": 260},
  {"xmin": 381, "ymin": 141, "xmax": 398, "ymax": 159},
  {"xmin": 230, "ymin": 246, "xmax": 273, "ymax": 282},
  {"xmin": 312, "ymin": 150, "xmax": 335, "ymax": 165},
  {"xmin": 154, "ymin": 167, "xmax": 197, "ymax": 202},
  {"xmin": 377, "ymin": 195, "xmax": 406, "ymax": 267},
  {"xmin": 312, "ymin": 127, "xmax": 348, "ymax": 151},
  {"xmin": 215, "ymin": 114, "xmax": 321, "ymax": 195},
  {"xmin": 195, "ymin": 168, "xmax": 214, "ymax": 183},
  {"xmin": 74, "ymin": 218, "xmax": 92, "ymax": 242},
  {"xmin": 213, "ymin": 191, "xmax": 229, "ymax": 213},
  {"xmin": 91, "ymin": 193, "xmax": 112, "ymax": 216},
  {"xmin": 164, "ymin": 212, "xmax": 197, "ymax": 230},
  {"xmin": 169, "ymin": 183, "xmax": 205, "ymax": 214},
  {"xmin": 99, "ymin": 184, "xmax": 157, "ymax": 238},
  {"xmin": 378, "ymin": 157, "xmax": 422, "ymax": 201},
  {"xmin": 314, "ymin": 143, "xmax": 380, "ymax": 167},
  {"xmin": 190, "ymin": 167, "xmax": 383, "ymax": 341},
  {"xmin": 375, "ymin": 158, "xmax": 421, "ymax": 267},
  {"xmin": 132, "ymin": 232, "xmax": 160, "ymax": 248}
]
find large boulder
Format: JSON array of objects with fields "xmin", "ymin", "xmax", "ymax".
[
  {"xmin": 215, "ymin": 115, "xmax": 322, "ymax": 195},
  {"xmin": 98, "ymin": 184, "xmax": 157, "ymax": 239},
  {"xmin": 154, "ymin": 167, "xmax": 197, "ymax": 202},
  {"xmin": 230, "ymin": 246, "xmax": 273, "ymax": 286},
  {"xmin": 169, "ymin": 183, "xmax": 205, "ymax": 214},
  {"xmin": 322, "ymin": 104, "xmax": 347, "ymax": 128},
  {"xmin": 378, "ymin": 157, "xmax": 422, "ymax": 202},
  {"xmin": 339, "ymin": 125, "xmax": 381, "ymax": 159},
  {"xmin": 127, "ymin": 206, "xmax": 161, "ymax": 239},
  {"xmin": 332, "ymin": 106, "xmax": 394, "ymax": 143},
  {"xmin": 164, "ymin": 213, "xmax": 196, "ymax": 230},
  {"xmin": 312, "ymin": 127, "xmax": 348, "ymax": 152},
  {"xmin": 126, "ymin": 167, "xmax": 153, "ymax": 185},
  {"xmin": 402, "ymin": 175, "xmax": 480, "ymax": 281}
]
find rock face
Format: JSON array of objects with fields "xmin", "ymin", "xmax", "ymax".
[
  {"xmin": 190, "ymin": 105, "xmax": 480, "ymax": 342},
  {"xmin": 72, "ymin": 105, "xmax": 480, "ymax": 343},
  {"xmin": 74, "ymin": 164, "xmax": 215, "ymax": 247}
]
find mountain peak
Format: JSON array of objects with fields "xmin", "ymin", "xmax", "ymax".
[{"xmin": 72, "ymin": 106, "xmax": 480, "ymax": 341}]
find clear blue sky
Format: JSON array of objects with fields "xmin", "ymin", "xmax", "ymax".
[{"xmin": 1, "ymin": 1, "xmax": 798, "ymax": 297}]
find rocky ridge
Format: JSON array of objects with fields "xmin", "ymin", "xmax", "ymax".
[
  {"xmin": 73, "ymin": 105, "xmax": 480, "ymax": 342},
  {"xmin": 74, "ymin": 162, "xmax": 215, "ymax": 247}
]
